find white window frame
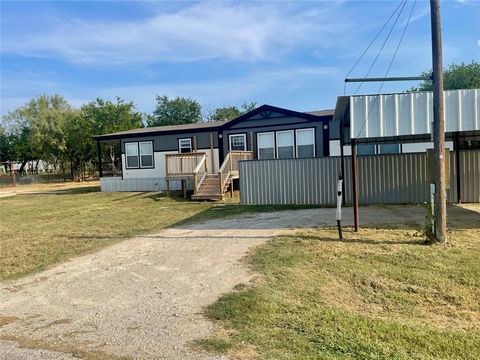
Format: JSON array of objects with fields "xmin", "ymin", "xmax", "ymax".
[
  {"xmin": 125, "ymin": 142, "xmax": 139, "ymax": 169},
  {"xmin": 275, "ymin": 130, "xmax": 295, "ymax": 159},
  {"xmin": 178, "ymin": 138, "xmax": 192, "ymax": 153},
  {"xmin": 228, "ymin": 134, "xmax": 247, "ymax": 151},
  {"xmin": 139, "ymin": 141, "xmax": 154, "ymax": 168},
  {"xmin": 295, "ymin": 128, "xmax": 316, "ymax": 158},
  {"xmin": 257, "ymin": 132, "xmax": 275, "ymax": 159}
]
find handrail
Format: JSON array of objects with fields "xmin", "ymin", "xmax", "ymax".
[
  {"xmin": 218, "ymin": 151, "xmax": 253, "ymax": 196},
  {"xmin": 193, "ymin": 154, "xmax": 208, "ymax": 194}
]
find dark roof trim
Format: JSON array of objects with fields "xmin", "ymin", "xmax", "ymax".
[
  {"xmin": 95, "ymin": 125, "xmax": 222, "ymax": 141},
  {"xmin": 95, "ymin": 104, "xmax": 334, "ymax": 141}
]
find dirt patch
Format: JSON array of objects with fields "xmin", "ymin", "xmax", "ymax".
[{"xmin": 0, "ymin": 316, "xmax": 18, "ymax": 327}]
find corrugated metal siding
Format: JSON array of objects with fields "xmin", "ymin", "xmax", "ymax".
[
  {"xmin": 240, "ymin": 150, "xmax": 480, "ymax": 205},
  {"xmin": 350, "ymin": 89, "xmax": 479, "ymax": 139},
  {"xmin": 100, "ymin": 177, "xmax": 192, "ymax": 192}
]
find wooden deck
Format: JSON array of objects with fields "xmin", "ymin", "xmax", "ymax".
[{"xmin": 165, "ymin": 151, "xmax": 253, "ymax": 200}]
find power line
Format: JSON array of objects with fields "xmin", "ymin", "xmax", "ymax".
[
  {"xmin": 354, "ymin": 0, "xmax": 418, "ymax": 139},
  {"xmin": 344, "ymin": 0, "xmax": 406, "ymax": 81},
  {"xmin": 354, "ymin": 0, "xmax": 408, "ymax": 95}
]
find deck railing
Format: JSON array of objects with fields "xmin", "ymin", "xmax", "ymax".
[
  {"xmin": 193, "ymin": 155, "xmax": 208, "ymax": 195},
  {"xmin": 165, "ymin": 152, "xmax": 207, "ymax": 178},
  {"xmin": 218, "ymin": 151, "xmax": 253, "ymax": 194}
]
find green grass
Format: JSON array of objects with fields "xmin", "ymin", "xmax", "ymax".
[
  {"xmin": 0, "ymin": 186, "xmax": 316, "ymax": 281},
  {"xmin": 198, "ymin": 223, "xmax": 480, "ymax": 359}
]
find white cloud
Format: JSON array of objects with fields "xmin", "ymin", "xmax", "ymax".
[
  {"xmin": 0, "ymin": 66, "xmax": 340, "ymax": 116},
  {"xmin": 1, "ymin": 2, "xmax": 344, "ymax": 65},
  {"xmin": 478, "ymin": 39, "xmax": 480, "ymax": 47}
]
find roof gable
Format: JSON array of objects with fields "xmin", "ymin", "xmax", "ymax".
[{"xmin": 225, "ymin": 104, "xmax": 333, "ymax": 128}]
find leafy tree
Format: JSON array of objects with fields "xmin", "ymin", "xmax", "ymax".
[
  {"xmin": 208, "ymin": 102, "xmax": 258, "ymax": 121},
  {"xmin": 80, "ymin": 98, "xmax": 143, "ymax": 176},
  {"xmin": 412, "ymin": 61, "xmax": 480, "ymax": 91},
  {"xmin": 146, "ymin": 95, "xmax": 202, "ymax": 127},
  {"xmin": 2, "ymin": 95, "xmax": 70, "ymax": 173}
]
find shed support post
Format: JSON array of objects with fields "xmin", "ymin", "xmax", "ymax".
[
  {"xmin": 166, "ymin": 180, "xmax": 170, "ymax": 198},
  {"xmin": 97, "ymin": 141, "xmax": 103, "ymax": 178},
  {"xmin": 454, "ymin": 133, "xmax": 461, "ymax": 204},
  {"xmin": 182, "ymin": 180, "xmax": 187, "ymax": 198},
  {"xmin": 340, "ymin": 122, "xmax": 346, "ymax": 205},
  {"xmin": 351, "ymin": 140, "xmax": 359, "ymax": 232}
]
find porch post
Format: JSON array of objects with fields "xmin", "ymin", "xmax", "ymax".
[{"xmin": 97, "ymin": 140, "xmax": 103, "ymax": 178}]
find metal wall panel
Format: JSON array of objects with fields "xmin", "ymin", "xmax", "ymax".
[
  {"xmin": 240, "ymin": 150, "xmax": 479, "ymax": 205},
  {"xmin": 350, "ymin": 89, "xmax": 479, "ymax": 139}
]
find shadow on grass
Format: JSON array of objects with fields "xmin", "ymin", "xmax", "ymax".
[
  {"xmin": 16, "ymin": 186, "xmax": 101, "ymax": 196},
  {"xmin": 286, "ymin": 233, "xmax": 428, "ymax": 246}
]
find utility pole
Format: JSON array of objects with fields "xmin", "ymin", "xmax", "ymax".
[{"xmin": 430, "ymin": 0, "xmax": 447, "ymax": 242}]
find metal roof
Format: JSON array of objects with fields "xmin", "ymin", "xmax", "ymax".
[{"xmin": 335, "ymin": 89, "xmax": 479, "ymax": 140}]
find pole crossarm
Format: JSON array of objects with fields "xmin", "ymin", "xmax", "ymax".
[{"xmin": 345, "ymin": 76, "xmax": 431, "ymax": 83}]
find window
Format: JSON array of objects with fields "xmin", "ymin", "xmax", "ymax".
[
  {"xmin": 357, "ymin": 144, "xmax": 375, "ymax": 155},
  {"xmin": 379, "ymin": 144, "xmax": 400, "ymax": 154},
  {"xmin": 296, "ymin": 128, "xmax": 315, "ymax": 158},
  {"xmin": 276, "ymin": 130, "xmax": 294, "ymax": 159},
  {"xmin": 139, "ymin": 141, "xmax": 154, "ymax": 168},
  {"xmin": 125, "ymin": 141, "xmax": 154, "ymax": 169},
  {"xmin": 125, "ymin": 143, "xmax": 139, "ymax": 169},
  {"xmin": 178, "ymin": 138, "xmax": 192, "ymax": 153},
  {"xmin": 257, "ymin": 132, "xmax": 275, "ymax": 159},
  {"xmin": 229, "ymin": 134, "xmax": 247, "ymax": 151}
]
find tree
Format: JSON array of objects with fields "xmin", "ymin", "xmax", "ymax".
[
  {"xmin": 412, "ymin": 61, "xmax": 480, "ymax": 91},
  {"xmin": 80, "ymin": 98, "xmax": 143, "ymax": 177},
  {"xmin": 208, "ymin": 102, "xmax": 258, "ymax": 121},
  {"xmin": 2, "ymin": 94, "xmax": 70, "ymax": 173},
  {"xmin": 146, "ymin": 95, "xmax": 202, "ymax": 127}
]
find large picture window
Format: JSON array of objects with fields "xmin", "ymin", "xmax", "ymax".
[
  {"xmin": 178, "ymin": 138, "xmax": 192, "ymax": 153},
  {"xmin": 229, "ymin": 134, "xmax": 247, "ymax": 151},
  {"xmin": 276, "ymin": 130, "xmax": 294, "ymax": 159},
  {"xmin": 296, "ymin": 128, "xmax": 315, "ymax": 158},
  {"xmin": 125, "ymin": 141, "xmax": 154, "ymax": 169},
  {"xmin": 257, "ymin": 132, "xmax": 275, "ymax": 159}
]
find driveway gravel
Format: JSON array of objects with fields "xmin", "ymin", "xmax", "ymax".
[{"xmin": 1, "ymin": 205, "xmax": 472, "ymax": 359}]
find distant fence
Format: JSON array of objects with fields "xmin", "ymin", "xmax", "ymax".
[{"xmin": 239, "ymin": 150, "xmax": 480, "ymax": 205}]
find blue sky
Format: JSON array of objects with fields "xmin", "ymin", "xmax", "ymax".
[{"xmin": 1, "ymin": 0, "xmax": 479, "ymax": 117}]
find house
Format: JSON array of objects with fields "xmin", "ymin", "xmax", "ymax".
[{"xmin": 95, "ymin": 104, "xmax": 334, "ymax": 199}]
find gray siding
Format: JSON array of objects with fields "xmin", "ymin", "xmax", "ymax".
[
  {"xmin": 222, "ymin": 115, "xmax": 328, "ymax": 158},
  {"xmin": 239, "ymin": 150, "xmax": 480, "ymax": 205},
  {"xmin": 121, "ymin": 130, "xmax": 218, "ymax": 153}
]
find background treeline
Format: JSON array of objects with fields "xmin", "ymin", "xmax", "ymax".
[
  {"xmin": 0, "ymin": 94, "xmax": 256, "ymax": 180},
  {"xmin": 1, "ymin": 61, "xmax": 478, "ymax": 180}
]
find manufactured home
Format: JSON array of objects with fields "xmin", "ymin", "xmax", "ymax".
[{"xmin": 95, "ymin": 104, "xmax": 334, "ymax": 199}]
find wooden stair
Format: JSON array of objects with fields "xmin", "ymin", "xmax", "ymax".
[{"xmin": 191, "ymin": 174, "xmax": 225, "ymax": 201}]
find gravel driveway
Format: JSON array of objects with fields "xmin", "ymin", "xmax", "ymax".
[{"xmin": 0, "ymin": 205, "xmax": 462, "ymax": 359}]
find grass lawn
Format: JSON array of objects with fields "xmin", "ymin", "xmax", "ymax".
[
  {"xmin": 0, "ymin": 185, "xmax": 316, "ymax": 281},
  {"xmin": 198, "ymin": 219, "xmax": 480, "ymax": 359}
]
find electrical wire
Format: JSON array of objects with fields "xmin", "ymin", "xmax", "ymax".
[
  {"xmin": 344, "ymin": 0, "xmax": 406, "ymax": 83},
  {"xmin": 354, "ymin": 0, "xmax": 418, "ymax": 139},
  {"xmin": 354, "ymin": 0, "xmax": 408, "ymax": 95}
]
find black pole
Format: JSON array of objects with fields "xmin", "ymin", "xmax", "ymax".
[
  {"xmin": 351, "ymin": 140, "xmax": 359, "ymax": 232},
  {"xmin": 340, "ymin": 120, "xmax": 346, "ymax": 205},
  {"xmin": 97, "ymin": 141, "xmax": 103, "ymax": 178},
  {"xmin": 454, "ymin": 133, "xmax": 461, "ymax": 204}
]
